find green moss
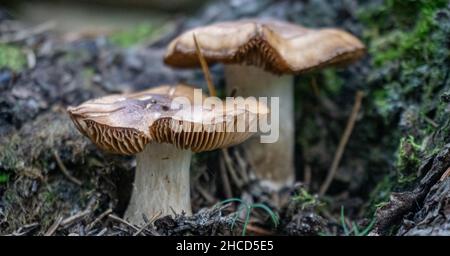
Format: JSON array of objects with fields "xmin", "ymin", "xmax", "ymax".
[
  {"xmin": 41, "ymin": 189, "xmax": 58, "ymax": 204},
  {"xmin": 0, "ymin": 173, "xmax": 9, "ymax": 183},
  {"xmin": 372, "ymin": 88, "xmax": 394, "ymax": 120},
  {"xmin": 361, "ymin": 0, "xmax": 448, "ymax": 66},
  {"xmin": 396, "ymin": 136, "xmax": 422, "ymax": 184},
  {"xmin": 0, "ymin": 135, "xmax": 22, "ymax": 171},
  {"xmin": 109, "ymin": 22, "xmax": 171, "ymax": 47},
  {"xmin": 292, "ymin": 188, "xmax": 324, "ymax": 210},
  {"xmin": 0, "ymin": 44, "xmax": 26, "ymax": 71},
  {"xmin": 322, "ymin": 69, "xmax": 344, "ymax": 95},
  {"xmin": 359, "ymin": 1, "xmax": 450, "ymax": 216}
]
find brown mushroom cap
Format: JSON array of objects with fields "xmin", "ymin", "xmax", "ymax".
[
  {"xmin": 67, "ymin": 84, "xmax": 267, "ymax": 155},
  {"xmin": 164, "ymin": 19, "xmax": 365, "ymax": 74}
]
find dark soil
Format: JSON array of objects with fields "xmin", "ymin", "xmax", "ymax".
[{"xmin": 1, "ymin": 0, "xmax": 449, "ymax": 236}]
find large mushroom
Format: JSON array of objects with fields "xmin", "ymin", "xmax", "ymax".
[
  {"xmin": 164, "ymin": 19, "xmax": 365, "ymax": 188},
  {"xmin": 67, "ymin": 84, "xmax": 267, "ymax": 225}
]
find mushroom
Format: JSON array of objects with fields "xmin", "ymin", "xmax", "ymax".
[
  {"xmin": 164, "ymin": 19, "xmax": 365, "ymax": 188},
  {"xmin": 67, "ymin": 84, "xmax": 267, "ymax": 225}
]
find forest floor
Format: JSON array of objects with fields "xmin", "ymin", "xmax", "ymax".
[{"xmin": 0, "ymin": 0, "xmax": 449, "ymax": 236}]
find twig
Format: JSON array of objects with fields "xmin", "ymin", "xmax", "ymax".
[
  {"xmin": 21, "ymin": 222, "xmax": 40, "ymax": 230},
  {"xmin": 44, "ymin": 216, "xmax": 63, "ymax": 236},
  {"xmin": 24, "ymin": 48, "xmax": 36, "ymax": 69},
  {"xmin": 245, "ymin": 224, "xmax": 274, "ymax": 236},
  {"xmin": 233, "ymin": 149, "xmax": 250, "ymax": 183},
  {"xmin": 193, "ymin": 33, "xmax": 216, "ymax": 97},
  {"xmin": 303, "ymin": 164, "xmax": 312, "ymax": 191},
  {"xmin": 132, "ymin": 222, "xmax": 153, "ymax": 236},
  {"xmin": 424, "ymin": 116, "xmax": 439, "ymax": 128},
  {"xmin": 60, "ymin": 209, "xmax": 91, "ymax": 227},
  {"xmin": 196, "ymin": 184, "xmax": 216, "ymax": 204},
  {"xmin": 222, "ymin": 149, "xmax": 243, "ymax": 188},
  {"xmin": 86, "ymin": 208, "xmax": 113, "ymax": 231},
  {"xmin": 108, "ymin": 214, "xmax": 140, "ymax": 231},
  {"xmin": 242, "ymin": 146, "xmax": 258, "ymax": 179},
  {"xmin": 319, "ymin": 90, "xmax": 364, "ymax": 196},
  {"xmin": 0, "ymin": 21, "xmax": 55, "ymax": 43},
  {"xmin": 229, "ymin": 88, "xmax": 238, "ymax": 97},
  {"xmin": 0, "ymin": 20, "xmax": 23, "ymax": 33},
  {"xmin": 309, "ymin": 77, "xmax": 320, "ymax": 97},
  {"xmin": 6, "ymin": 222, "xmax": 39, "ymax": 236},
  {"xmin": 96, "ymin": 228, "xmax": 108, "ymax": 236},
  {"xmin": 440, "ymin": 166, "xmax": 450, "ymax": 182},
  {"xmin": 133, "ymin": 212, "xmax": 162, "ymax": 236},
  {"xmin": 220, "ymin": 157, "xmax": 233, "ymax": 198},
  {"xmin": 53, "ymin": 150, "xmax": 82, "ymax": 186}
]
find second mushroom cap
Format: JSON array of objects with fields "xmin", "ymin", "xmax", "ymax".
[{"xmin": 164, "ymin": 19, "xmax": 365, "ymax": 74}]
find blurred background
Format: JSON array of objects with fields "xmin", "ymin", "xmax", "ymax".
[
  {"xmin": 1, "ymin": 0, "xmax": 449, "ymax": 236},
  {"xmin": 1, "ymin": 0, "xmax": 207, "ymax": 33}
]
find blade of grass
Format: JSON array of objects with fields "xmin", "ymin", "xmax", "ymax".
[
  {"xmin": 341, "ymin": 206, "xmax": 350, "ymax": 235},
  {"xmin": 241, "ymin": 205, "xmax": 252, "ymax": 236},
  {"xmin": 352, "ymin": 221, "xmax": 360, "ymax": 235},
  {"xmin": 231, "ymin": 204, "xmax": 248, "ymax": 230},
  {"xmin": 359, "ymin": 217, "xmax": 376, "ymax": 236},
  {"xmin": 216, "ymin": 198, "xmax": 245, "ymax": 208},
  {"xmin": 251, "ymin": 203, "xmax": 280, "ymax": 227}
]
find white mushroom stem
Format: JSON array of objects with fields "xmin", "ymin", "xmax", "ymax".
[
  {"xmin": 224, "ymin": 64, "xmax": 295, "ymax": 189},
  {"xmin": 124, "ymin": 142, "xmax": 192, "ymax": 225}
]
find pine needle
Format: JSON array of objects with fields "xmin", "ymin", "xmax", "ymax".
[{"xmin": 193, "ymin": 33, "xmax": 217, "ymax": 97}]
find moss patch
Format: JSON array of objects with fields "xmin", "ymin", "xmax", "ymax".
[
  {"xmin": 360, "ymin": 1, "xmax": 450, "ymax": 213},
  {"xmin": 0, "ymin": 44, "xmax": 26, "ymax": 71},
  {"xmin": 109, "ymin": 22, "xmax": 171, "ymax": 47}
]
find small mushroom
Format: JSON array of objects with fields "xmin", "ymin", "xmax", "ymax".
[
  {"xmin": 67, "ymin": 84, "xmax": 267, "ymax": 225},
  {"xmin": 164, "ymin": 19, "xmax": 365, "ymax": 188}
]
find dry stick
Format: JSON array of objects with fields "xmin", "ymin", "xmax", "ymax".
[
  {"xmin": 108, "ymin": 214, "xmax": 140, "ymax": 231},
  {"xmin": 222, "ymin": 149, "xmax": 244, "ymax": 188},
  {"xmin": 44, "ymin": 216, "xmax": 63, "ymax": 236},
  {"xmin": 220, "ymin": 157, "xmax": 233, "ymax": 198},
  {"xmin": 194, "ymin": 33, "xmax": 247, "ymax": 194},
  {"xmin": 229, "ymin": 88, "xmax": 238, "ymax": 97},
  {"xmin": 196, "ymin": 183, "xmax": 217, "ymax": 204},
  {"xmin": 193, "ymin": 33, "xmax": 216, "ymax": 97},
  {"xmin": 233, "ymin": 149, "xmax": 250, "ymax": 183},
  {"xmin": 245, "ymin": 224, "xmax": 274, "ymax": 236},
  {"xmin": 24, "ymin": 48, "xmax": 36, "ymax": 69},
  {"xmin": 60, "ymin": 209, "xmax": 91, "ymax": 227},
  {"xmin": 424, "ymin": 116, "xmax": 439, "ymax": 128},
  {"xmin": 440, "ymin": 166, "xmax": 450, "ymax": 182},
  {"xmin": 319, "ymin": 90, "xmax": 364, "ymax": 196},
  {"xmin": 53, "ymin": 150, "xmax": 82, "ymax": 186},
  {"xmin": 7, "ymin": 222, "xmax": 39, "ymax": 236},
  {"xmin": 309, "ymin": 77, "xmax": 321, "ymax": 97},
  {"xmin": 133, "ymin": 211, "xmax": 162, "ymax": 236},
  {"xmin": 303, "ymin": 164, "xmax": 312, "ymax": 191},
  {"xmin": 86, "ymin": 208, "xmax": 113, "ymax": 231},
  {"xmin": 242, "ymin": 146, "xmax": 258, "ymax": 179},
  {"xmin": 19, "ymin": 222, "xmax": 39, "ymax": 232},
  {"xmin": 96, "ymin": 228, "xmax": 108, "ymax": 236},
  {"xmin": 0, "ymin": 21, "xmax": 55, "ymax": 43}
]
